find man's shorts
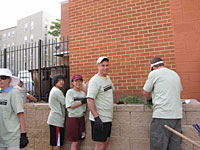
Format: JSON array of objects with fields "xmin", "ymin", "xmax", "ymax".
[
  {"xmin": 150, "ymin": 118, "xmax": 182, "ymax": 150},
  {"xmin": 66, "ymin": 116, "xmax": 85, "ymax": 142},
  {"xmin": 49, "ymin": 125, "xmax": 64, "ymax": 146},
  {"xmin": 91, "ymin": 121, "xmax": 112, "ymax": 142}
]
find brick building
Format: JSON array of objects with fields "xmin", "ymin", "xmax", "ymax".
[{"xmin": 61, "ymin": 0, "xmax": 200, "ymax": 100}]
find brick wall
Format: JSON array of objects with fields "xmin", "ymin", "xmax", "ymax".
[
  {"xmin": 169, "ymin": 0, "xmax": 200, "ymax": 100},
  {"xmin": 67, "ymin": 0, "xmax": 176, "ymax": 97},
  {"xmin": 61, "ymin": 1, "xmax": 69, "ymax": 40},
  {"xmin": 24, "ymin": 103, "xmax": 200, "ymax": 150}
]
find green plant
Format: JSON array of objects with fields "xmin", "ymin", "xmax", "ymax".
[{"xmin": 118, "ymin": 96, "xmax": 153, "ymax": 108}]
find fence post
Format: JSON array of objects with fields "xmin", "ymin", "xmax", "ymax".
[
  {"xmin": 3, "ymin": 48, "xmax": 7, "ymax": 68},
  {"xmin": 38, "ymin": 40, "xmax": 42, "ymax": 101}
]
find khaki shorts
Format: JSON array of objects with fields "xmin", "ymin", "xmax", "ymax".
[{"xmin": 150, "ymin": 118, "xmax": 182, "ymax": 150}]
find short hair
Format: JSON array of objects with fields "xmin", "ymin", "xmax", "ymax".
[
  {"xmin": 19, "ymin": 80, "xmax": 24, "ymax": 86},
  {"xmin": 151, "ymin": 57, "xmax": 164, "ymax": 69},
  {"xmin": 53, "ymin": 74, "xmax": 64, "ymax": 86}
]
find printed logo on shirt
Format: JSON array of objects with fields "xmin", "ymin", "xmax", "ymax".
[
  {"xmin": 0, "ymin": 99, "xmax": 7, "ymax": 105},
  {"xmin": 74, "ymin": 97, "xmax": 87, "ymax": 101},
  {"xmin": 103, "ymin": 84, "xmax": 112, "ymax": 92}
]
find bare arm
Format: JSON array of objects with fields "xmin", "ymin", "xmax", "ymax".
[
  {"xmin": 143, "ymin": 90, "xmax": 151, "ymax": 100},
  {"xmin": 69, "ymin": 101, "xmax": 82, "ymax": 109},
  {"xmin": 87, "ymin": 98, "xmax": 98, "ymax": 118},
  {"xmin": 27, "ymin": 93, "xmax": 37, "ymax": 102},
  {"xmin": 113, "ymin": 91, "xmax": 119, "ymax": 103},
  {"xmin": 18, "ymin": 112, "xmax": 26, "ymax": 133}
]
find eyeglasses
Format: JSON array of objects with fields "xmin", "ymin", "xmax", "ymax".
[{"xmin": 0, "ymin": 76, "xmax": 9, "ymax": 80}]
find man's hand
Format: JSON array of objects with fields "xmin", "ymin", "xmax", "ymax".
[
  {"xmin": 94, "ymin": 116, "xmax": 103, "ymax": 132},
  {"xmin": 81, "ymin": 98, "xmax": 87, "ymax": 104},
  {"xmin": 147, "ymin": 99, "xmax": 153, "ymax": 105},
  {"xmin": 20, "ymin": 133, "xmax": 29, "ymax": 148}
]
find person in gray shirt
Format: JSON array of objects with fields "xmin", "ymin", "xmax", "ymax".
[{"xmin": 143, "ymin": 57, "xmax": 183, "ymax": 150}]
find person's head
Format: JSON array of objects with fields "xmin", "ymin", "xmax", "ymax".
[
  {"xmin": 18, "ymin": 80, "xmax": 24, "ymax": 87},
  {"xmin": 151, "ymin": 57, "xmax": 164, "ymax": 71},
  {"xmin": 0, "ymin": 68, "xmax": 19, "ymax": 90},
  {"xmin": 97, "ymin": 56, "xmax": 109, "ymax": 77},
  {"xmin": 72, "ymin": 74, "xmax": 83, "ymax": 91},
  {"xmin": 53, "ymin": 74, "xmax": 65, "ymax": 89}
]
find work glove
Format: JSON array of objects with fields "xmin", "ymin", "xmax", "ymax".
[
  {"xmin": 20, "ymin": 133, "xmax": 29, "ymax": 148},
  {"xmin": 147, "ymin": 99, "xmax": 153, "ymax": 105},
  {"xmin": 117, "ymin": 101, "xmax": 124, "ymax": 104},
  {"xmin": 94, "ymin": 116, "xmax": 103, "ymax": 132},
  {"xmin": 81, "ymin": 98, "xmax": 87, "ymax": 104}
]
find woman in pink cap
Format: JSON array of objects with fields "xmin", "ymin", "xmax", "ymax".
[{"xmin": 65, "ymin": 74, "xmax": 87, "ymax": 150}]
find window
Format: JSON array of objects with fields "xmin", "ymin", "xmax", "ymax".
[
  {"xmin": 12, "ymin": 43, "xmax": 15, "ymax": 48},
  {"xmin": 8, "ymin": 32, "xmax": 10, "ymax": 39},
  {"xmin": 31, "ymin": 21, "xmax": 34, "ymax": 30},
  {"xmin": 12, "ymin": 31, "xmax": 15, "ymax": 37},
  {"xmin": 45, "ymin": 34, "xmax": 48, "ymax": 42},
  {"xmin": 30, "ymin": 61, "xmax": 33, "ymax": 68},
  {"xmin": 24, "ymin": 23, "xmax": 28, "ymax": 31},
  {"xmin": 30, "ymin": 48, "xmax": 33, "ymax": 56},
  {"xmin": 3, "ymin": 33, "xmax": 6, "ymax": 40},
  {"xmin": 30, "ymin": 34, "xmax": 34, "ymax": 43},
  {"xmin": 45, "ymin": 21, "xmax": 48, "ymax": 29},
  {"xmin": 24, "ymin": 36, "xmax": 27, "ymax": 44}
]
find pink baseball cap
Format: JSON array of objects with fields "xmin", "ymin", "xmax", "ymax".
[{"xmin": 72, "ymin": 74, "xmax": 83, "ymax": 81}]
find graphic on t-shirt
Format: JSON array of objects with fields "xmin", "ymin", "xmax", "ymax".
[
  {"xmin": 0, "ymin": 99, "xmax": 7, "ymax": 105},
  {"xmin": 103, "ymin": 84, "xmax": 112, "ymax": 92},
  {"xmin": 74, "ymin": 97, "xmax": 87, "ymax": 101}
]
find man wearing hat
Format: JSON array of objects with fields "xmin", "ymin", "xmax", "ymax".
[
  {"xmin": 0, "ymin": 68, "xmax": 29, "ymax": 150},
  {"xmin": 143, "ymin": 57, "xmax": 183, "ymax": 150},
  {"xmin": 47, "ymin": 74, "xmax": 65, "ymax": 150},
  {"xmin": 87, "ymin": 56, "xmax": 124, "ymax": 150}
]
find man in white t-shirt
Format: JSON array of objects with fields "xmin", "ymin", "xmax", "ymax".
[
  {"xmin": 143, "ymin": 57, "xmax": 183, "ymax": 150},
  {"xmin": 87, "ymin": 56, "xmax": 124, "ymax": 150}
]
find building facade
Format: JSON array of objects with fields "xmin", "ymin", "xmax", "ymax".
[
  {"xmin": 61, "ymin": 0, "xmax": 200, "ymax": 100},
  {"xmin": 0, "ymin": 11, "xmax": 57, "ymax": 74}
]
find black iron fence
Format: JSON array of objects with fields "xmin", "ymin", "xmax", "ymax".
[{"xmin": 0, "ymin": 38, "xmax": 70, "ymax": 101}]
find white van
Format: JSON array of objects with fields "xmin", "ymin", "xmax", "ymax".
[{"xmin": 18, "ymin": 70, "xmax": 34, "ymax": 94}]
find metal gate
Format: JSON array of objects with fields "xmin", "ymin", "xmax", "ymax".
[{"xmin": 0, "ymin": 38, "xmax": 70, "ymax": 101}]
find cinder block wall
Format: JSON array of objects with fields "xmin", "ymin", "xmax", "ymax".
[
  {"xmin": 68, "ymin": 0, "xmax": 176, "ymax": 97},
  {"xmin": 24, "ymin": 103, "xmax": 200, "ymax": 150}
]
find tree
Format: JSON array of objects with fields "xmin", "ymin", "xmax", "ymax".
[{"xmin": 48, "ymin": 19, "xmax": 61, "ymax": 37}]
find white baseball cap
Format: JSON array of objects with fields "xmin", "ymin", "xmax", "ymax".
[
  {"xmin": 0, "ymin": 68, "xmax": 19, "ymax": 86},
  {"xmin": 97, "ymin": 56, "xmax": 109, "ymax": 64}
]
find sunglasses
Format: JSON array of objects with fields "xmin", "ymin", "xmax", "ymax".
[{"xmin": 0, "ymin": 76, "xmax": 9, "ymax": 80}]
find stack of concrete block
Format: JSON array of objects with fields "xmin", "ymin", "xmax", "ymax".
[{"xmin": 24, "ymin": 103, "xmax": 200, "ymax": 150}]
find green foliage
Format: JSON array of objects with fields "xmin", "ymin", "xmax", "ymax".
[
  {"xmin": 119, "ymin": 96, "xmax": 153, "ymax": 108},
  {"xmin": 48, "ymin": 19, "xmax": 61, "ymax": 37}
]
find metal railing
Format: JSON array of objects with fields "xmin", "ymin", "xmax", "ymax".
[{"xmin": 0, "ymin": 37, "xmax": 70, "ymax": 101}]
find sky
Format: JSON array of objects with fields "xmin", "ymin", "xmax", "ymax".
[{"xmin": 0, "ymin": 0, "xmax": 63, "ymax": 30}]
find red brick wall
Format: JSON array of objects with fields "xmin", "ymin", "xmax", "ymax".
[
  {"xmin": 169, "ymin": 0, "xmax": 200, "ymax": 100},
  {"xmin": 67, "ymin": 0, "xmax": 176, "ymax": 97},
  {"xmin": 61, "ymin": 1, "xmax": 69, "ymax": 40}
]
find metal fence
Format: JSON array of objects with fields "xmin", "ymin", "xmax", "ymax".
[{"xmin": 0, "ymin": 38, "xmax": 70, "ymax": 101}]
